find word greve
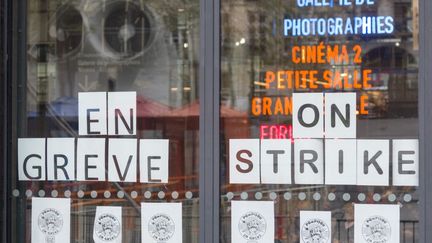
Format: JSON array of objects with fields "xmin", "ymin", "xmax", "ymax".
[
  {"xmin": 230, "ymin": 93, "xmax": 418, "ymax": 186},
  {"xmin": 18, "ymin": 92, "xmax": 169, "ymax": 183}
]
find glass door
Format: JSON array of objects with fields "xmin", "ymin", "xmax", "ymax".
[
  {"xmin": 9, "ymin": 0, "xmax": 200, "ymax": 242},
  {"xmin": 220, "ymin": 0, "xmax": 420, "ymax": 242}
]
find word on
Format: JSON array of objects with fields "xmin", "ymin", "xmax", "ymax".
[{"xmin": 293, "ymin": 92, "xmax": 357, "ymax": 138}]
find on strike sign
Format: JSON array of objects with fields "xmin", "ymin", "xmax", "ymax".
[{"xmin": 230, "ymin": 92, "xmax": 419, "ymax": 186}]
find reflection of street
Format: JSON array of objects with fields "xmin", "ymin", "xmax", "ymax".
[
  {"xmin": 220, "ymin": 0, "xmax": 419, "ymax": 241},
  {"xmin": 20, "ymin": 0, "xmax": 201, "ymax": 242}
]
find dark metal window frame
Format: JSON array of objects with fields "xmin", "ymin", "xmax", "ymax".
[
  {"xmin": 199, "ymin": 0, "xmax": 432, "ymax": 243},
  {"xmin": 199, "ymin": 0, "xmax": 220, "ymax": 242},
  {"xmin": 2, "ymin": 0, "xmax": 13, "ymax": 241},
  {"xmin": 0, "ymin": 0, "xmax": 430, "ymax": 242},
  {"xmin": 419, "ymin": 0, "xmax": 431, "ymax": 241}
]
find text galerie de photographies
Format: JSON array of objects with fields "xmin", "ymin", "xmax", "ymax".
[
  {"xmin": 230, "ymin": 93, "xmax": 419, "ymax": 186},
  {"xmin": 18, "ymin": 92, "xmax": 169, "ymax": 183}
]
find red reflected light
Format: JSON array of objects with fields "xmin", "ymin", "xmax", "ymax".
[{"xmin": 260, "ymin": 124, "xmax": 293, "ymax": 140}]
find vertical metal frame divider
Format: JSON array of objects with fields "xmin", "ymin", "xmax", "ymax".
[
  {"xmin": 4, "ymin": 0, "xmax": 27, "ymax": 242},
  {"xmin": 13, "ymin": 0, "xmax": 27, "ymax": 242},
  {"xmin": 199, "ymin": 0, "xmax": 220, "ymax": 242},
  {"xmin": 1, "ymin": 0, "xmax": 11, "ymax": 242},
  {"xmin": 419, "ymin": 0, "xmax": 431, "ymax": 242}
]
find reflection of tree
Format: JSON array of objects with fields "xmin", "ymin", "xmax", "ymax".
[
  {"xmin": 150, "ymin": 0, "xmax": 199, "ymax": 31},
  {"xmin": 21, "ymin": 1, "xmax": 202, "ymax": 243},
  {"xmin": 147, "ymin": 0, "xmax": 200, "ymax": 106},
  {"xmin": 363, "ymin": 46, "xmax": 418, "ymax": 118},
  {"xmin": 220, "ymin": 1, "xmax": 420, "ymax": 243}
]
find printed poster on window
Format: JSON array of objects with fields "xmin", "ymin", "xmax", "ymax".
[
  {"xmin": 31, "ymin": 197, "xmax": 71, "ymax": 243},
  {"xmin": 141, "ymin": 203, "xmax": 182, "ymax": 243},
  {"xmin": 354, "ymin": 204, "xmax": 400, "ymax": 243},
  {"xmin": 231, "ymin": 201, "xmax": 274, "ymax": 243},
  {"xmin": 93, "ymin": 206, "xmax": 122, "ymax": 243},
  {"xmin": 300, "ymin": 211, "xmax": 331, "ymax": 243}
]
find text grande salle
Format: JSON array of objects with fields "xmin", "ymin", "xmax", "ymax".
[
  {"xmin": 251, "ymin": 95, "xmax": 369, "ymax": 116},
  {"xmin": 252, "ymin": 69, "xmax": 372, "ymax": 116}
]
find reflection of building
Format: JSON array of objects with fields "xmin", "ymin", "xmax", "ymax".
[
  {"xmin": 363, "ymin": 46, "xmax": 418, "ymax": 117},
  {"xmin": 221, "ymin": 0, "xmax": 419, "ymax": 119},
  {"xmin": 361, "ymin": 0, "xmax": 418, "ymax": 118},
  {"xmin": 0, "ymin": 0, "xmax": 426, "ymax": 242},
  {"xmin": 27, "ymin": 0, "xmax": 199, "ymax": 111},
  {"xmin": 220, "ymin": 1, "xmax": 420, "ymax": 243},
  {"xmin": 19, "ymin": 1, "xmax": 201, "ymax": 243}
]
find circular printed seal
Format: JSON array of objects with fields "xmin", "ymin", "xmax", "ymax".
[
  {"xmin": 301, "ymin": 218, "xmax": 330, "ymax": 243},
  {"xmin": 94, "ymin": 213, "xmax": 121, "ymax": 241},
  {"xmin": 362, "ymin": 215, "xmax": 391, "ymax": 243},
  {"xmin": 148, "ymin": 214, "xmax": 175, "ymax": 242},
  {"xmin": 38, "ymin": 208, "xmax": 64, "ymax": 236},
  {"xmin": 238, "ymin": 211, "xmax": 267, "ymax": 242}
]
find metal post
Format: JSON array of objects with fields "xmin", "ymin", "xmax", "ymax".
[
  {"xmin": 199, "ymin": 0, "xmax": 220, "ymax": 242},
  {"xmin": 419, "ymin": 0, "xmax": 431, "ymax": 242},
  {"xmin": 1, "ymin": 0, "xmax": 11, "ymax": 242}
]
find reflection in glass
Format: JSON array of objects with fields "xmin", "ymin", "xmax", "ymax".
[
  {"xmin": 220, "ymin": 0, "xmax": 419, "ymax": 242},
  {"xmin": 12, "ymin": 0, "xmax": 200, "ymax": 242}
]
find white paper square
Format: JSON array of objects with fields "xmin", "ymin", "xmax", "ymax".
[
  {"xmin": 261, "ymin": 139, "xmax": 292, "ymax": 184},
  {"xmin": 357, "ymin": 140, "xmax": 390, "ymax": 186},
  {"xmin": 294, "ymin": 139, "xmax": 324, "ymax": 184},
  {"xmin": 392, "ymin": 139, "xmax": 419, "ymax": 186},
  {"xmin": 324, "ymin": 92, "xmax": 356, "ymax": 138},
  {"xmin": 78, "ymin": 92, "xmax": 107, "ymax": 136},
  {"xmin": 300, "ymin": 211, "xmax": 331, "ymax": 243},
  {"xmin": 325, "ymin": 139, "xmax": 357, "ymax": 185},
  {"xmin": 140, "ymin": 139, "xmax": 169, "ymax": 183},
  {"xmin": 229, "ymin": 139, "xmax": 260, "ymax": 184},
  {"xmin": 141, "ymin": 203, "xmax": 182, "ymax": 243},
  {"xmin": 231, "ymin": 201, "xmax": 274, "ymax": 243},
  {"xmin": 93, "ymin": 206, "xmax": 122, "ymax": 243},
  {"xmin": 77, "ymin": 138, "xmax": 106, "ymax": 181},
  {"xmin": 354, "ymin": 204, "xmax": 400, "ymax": 243},
  {"xmin": 108, "ymin": 92, "xmax": 137, "ymax": 135},
  {"xmin": 32, "ymin": 197, "xmax": 71, "ymax": 243},
  {"xmin": 293, "ymin": 93, "xmax": 324, "ymax": 138},
  {"xmin": 18, "ymin": 138, "xmax": 46, "ymax": 181},
  {"xmin": 47, "ymin": 138, "xmax": 75, "ymax": 181},
  {"xmin": 108, "ymin": 138, "xmax": 137, "ymax": 182}
]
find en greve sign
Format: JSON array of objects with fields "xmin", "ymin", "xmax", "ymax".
[
  {"xmin": 18, "ymin": 92, "xmax": 169, "ymax": 183},
  {"xmin": 230, "ymin": 93, "xmax": 418, "ymax": 186}
]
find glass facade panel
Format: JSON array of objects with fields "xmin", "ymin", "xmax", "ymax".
[
  {"xmin": 2, "ymin": 0, "xmax": 428, "ymax": 242},
  {"xmin": 220, "ymin": 0, "xmax": 419, "ymax": 242},
  {"xmin": 10, "ymin": 0, "xmax": 200, "ymax": 242}
]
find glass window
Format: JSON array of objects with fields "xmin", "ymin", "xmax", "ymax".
[
  {"xmin": 10, "ymin": 0, "xmax": 200, "ymax": 242},
  {"xmin": 220, "ymin": 0, "xmax": 419, "ymax": 242}
]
